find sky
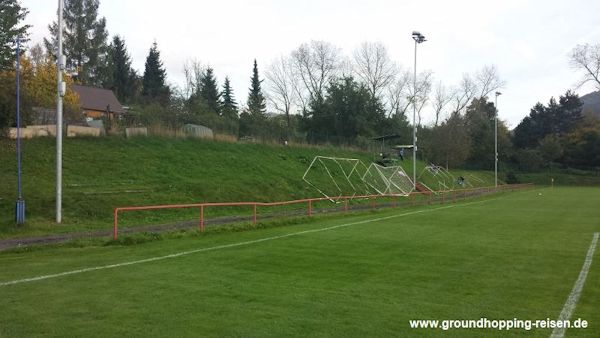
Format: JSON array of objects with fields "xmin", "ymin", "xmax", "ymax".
[{"xmin": 21, "ymin": 0, "xmax": 600, "ymax": 128}]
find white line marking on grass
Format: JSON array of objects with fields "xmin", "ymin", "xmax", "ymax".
[
  {"xmin": 550, "ymin": 232, "xmax": 599, "ymax": 338},
  {"xmin": 0, "ymin": 199, "xmax": 495, "ymax": 287}
]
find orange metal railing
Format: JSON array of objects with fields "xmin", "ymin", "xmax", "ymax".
[{"xmin": 112, "ymin": 183, "xmax": 534, "ymax": 240}]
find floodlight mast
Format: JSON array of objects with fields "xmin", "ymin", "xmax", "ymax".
[
  {"xmin": 411, "ymin": 31, "xmax": 426, "ymax": 189},
  {"xmin": 56, "ymin": 0, "xmax": 65, "ymax": 223},
  {"xmin": 494, "ymin": 91, "xmax": 502, "ymax": 188}
]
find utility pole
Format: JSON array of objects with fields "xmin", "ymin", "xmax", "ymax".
[{"xmin": 56, "ymin": 0, "xmax": 65, "ymax": 223}]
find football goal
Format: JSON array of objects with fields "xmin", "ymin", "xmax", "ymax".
[
  {"xmin": 362, "ymin": 163, "xmax": 414, "ymax": 196},
  {"xmin": 303, "ymin": 156, "xmax": 414, "ymax": 201},
  {"xmin": 302, "ymin": 156, "xmax": 372, "ymax": 202}
]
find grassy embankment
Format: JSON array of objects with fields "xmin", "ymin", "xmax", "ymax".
[{"xmin": 0, "ymin": 137, "xmax": 495, "ymax": 239}]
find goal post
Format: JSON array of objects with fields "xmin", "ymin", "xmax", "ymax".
[
  {"xmin": 303, "ymin": 156, "xmax": 374, "ymax": 202},
  {"xmin": 363, "ymin": 163, "xmax": 414, "ymax": 196},
  {"xmin": 303, "ymin": 156, "xmax": 415, "ymax": 201}
]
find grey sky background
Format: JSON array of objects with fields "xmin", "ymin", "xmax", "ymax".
[{"xmin": 22, "ymin": 0, "xmax": 600, "ymax": 127}]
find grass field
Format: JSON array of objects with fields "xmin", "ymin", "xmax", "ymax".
[{"xmin": 0, "ymin": 187, "xmax": 599, "ymax": 337}]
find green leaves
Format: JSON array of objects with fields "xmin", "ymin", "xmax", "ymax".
[{"xmin": 0, "ymin": 0, "xmax": 30, "ymax": 70}]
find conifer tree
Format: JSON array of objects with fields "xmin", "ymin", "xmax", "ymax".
[
  {"xmin": 0, "ymin": 0, "xmax": 30, "ymax": 70},
  {"xmin": 247, "ymin": 59, "xmax": 266, "ymax": 116},
  {"xmin": 221, "ymin": 77, "xmax": 238, "ymax": 118},
  {"xmin": 105, "ymin": 35, "xmax": 137, "ymax": 102},
  {"xmin": 142, "ymin": 41, "xmax": 169, "ymax": 103},
  {"xmin": 199, "ymin": 67, "xmax": 221, "ymax": 114},
  {"xmin": 45, "ymin": 0, "xmax": 108, "ymax": 86}
]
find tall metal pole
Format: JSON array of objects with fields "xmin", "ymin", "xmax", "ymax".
[
  {"xmin": 16, "ymin": 37, "xmax": 22, "ymax": 200},
  {"xmin": 494, "ymin": 92, "xmax": 501, "ymax": 188},
  {"xmin": 56, "ymin": 0, "xmax": 64, "ymax": 223},
  {"xmin": 411, "ymin": 31, "xmax": 425, "ymax": 189},
  {"xmin": 15, "ymin": 36, "xmax": 25, "ymax": 224},
  {"xmin": 412, "ymin": 40, "xmax": 417, "ymax": 189}
]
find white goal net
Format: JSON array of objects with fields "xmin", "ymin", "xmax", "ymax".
[
  {"xmin": 362, "ymin": 163, "xmax": 414, "ymax": 196},
  {"xmin": 303, "ymin": 156, "xmax": 414, "ymax": 201},
  {"xmin": 418, "ymin": 164, "xmax": 456, "ymax": 192}
]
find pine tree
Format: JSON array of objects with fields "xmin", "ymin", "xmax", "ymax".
[
  {"xmin": 247, "ymin": 59, "xmax": 266, "ymax": 116},
  {"xmin": 105, "ymin": 35, "xmax": 136, "ymax": 102},
  {"xmin": 142, "ymin": 41, "xmax": 169, "ymax": 103},
  {"xmin": 0, "ymin": 0, "xmax": 30, "ymax": 70},
  {"xmin": 221, "ymin": 77, "xmax": 238, "ymax": 118},
  {"xmin": 199, "ymin": 67, "xmax": 221, "ymax": 114},
  {"xmin": 44, "ymin": 0, "xmax": 108, "ymax": 86}
]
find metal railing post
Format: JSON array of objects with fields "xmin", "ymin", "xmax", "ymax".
[
  {"xmin": 200, "ymin": 205, "xmax": 205, "ymax": 232},
  {"xmin": 113, "ymin": 209, "xmax": 118, "ymax": 240}
]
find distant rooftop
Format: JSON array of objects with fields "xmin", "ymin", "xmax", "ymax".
[{"xmin": 71, "ymin": 85, "xmax": 126, "ymax": 115}]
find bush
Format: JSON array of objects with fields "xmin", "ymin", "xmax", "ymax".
[
  {"xmin": 505, "ymin": 171, "xmax": 519, "ymax": 184},
  {"xmin": 514, "ymin": 149, "xmax": 544, "ymax": 172}
]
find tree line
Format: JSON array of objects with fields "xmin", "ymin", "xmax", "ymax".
[{"xmin": 1, "ymin": 0, "xmax": 599, "ymax": 172}]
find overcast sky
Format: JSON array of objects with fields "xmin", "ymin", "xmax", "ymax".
[{"xmin": 22, "ymin": 0, "xmax": 600, "ymax": 127}]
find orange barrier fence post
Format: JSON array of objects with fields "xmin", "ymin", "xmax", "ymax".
[
  {"xmin": 253, "ymin": 204, "xmax": 257, "ymax": 225},
  {"xmin": 344, "ymin": 198, "xmax": 348, "ymax": 213},
  {"xmin": 199, "ymin": 205, "xmax": 205, "ymax": 232},
  {"xmin": 308, "ymin": 200, "xmax": 312, "ymax": 216},
  {"xmin": 113, "ymin": 209, "xmax": 118, "ymax": 240}
]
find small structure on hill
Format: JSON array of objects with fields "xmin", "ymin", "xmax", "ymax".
[
  {"xmin": 71, "ymin": 85, "xmax": 126, "ymax": 123},
  {"xmin": 182, "ymin": 124, "xmax": 214, "ymax": 139}
]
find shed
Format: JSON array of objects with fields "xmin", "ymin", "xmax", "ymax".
[{"xmin": 71, "ymin": 85, "xmax": 125, "ymax": 120}]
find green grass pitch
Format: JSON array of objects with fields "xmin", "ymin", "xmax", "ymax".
[{"xmin": 0, "ymin": 187, "xmax": 599, "ymax": 337}]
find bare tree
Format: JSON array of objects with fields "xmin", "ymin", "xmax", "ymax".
[
  {"xmin": 290, "ymin": 40, "xmax": 342, "ymax": 104},
  {"xmin": 474, "ymin": 64, "xmax": 505, "ymax": 99},
  {"xmin": 28, "ymin": 43, "xmax": 46, "ymax": 69},
  {"xmin": 450, "ymin": 65, "xmax": 505, "ymax": 114},
  {"xmin": 352, "ymin": 41, "xmax": 398, "ymax": 99},
  {"xmin": 407, "ymin": 70, "xmax": 433, "ymax": 126},
  {"xmin": 386, "ymin": 70, "xmax": 412, "ymax": 117},
  {"xmin": 432, "ymin": 81, "xmax": 452, "ymax": 126},
  {"xmin": 570, "ymin": 43, "xmax": 600, "ymax": 90},
  {"xmin": 265, "ymin": 56, "xmax": 295, "ymax": 134},
  {"xmin": 182, "ymin": 59, "xmax": 206, "ymax": 100},
  {"xmin": 451, "ymin": 73, "xmax": 478, "ymax": 114}
]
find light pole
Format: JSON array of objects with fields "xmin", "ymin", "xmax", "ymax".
[
  {"xmin": 412, "ymin": 31, "xmax": 426, "ymax": 189},
  {"xmin": 15, "ymin": 36, "xmax": 25, "ymax": 224},
  {"xmin": 494, "ymin": 91, "xmax": 502, "ymax": 188},
  {"xmin": 56, "ymin": 0, "xmax": 65, "ymax": 223}
]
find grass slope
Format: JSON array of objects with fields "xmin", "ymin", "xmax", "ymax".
[
  {"xmin": 0, "ymin": 137, "xmax": 495, "ymax": 239},
  {"xmin": 0, "ymin": 187, "xmax": 598, "ymax": 336}
]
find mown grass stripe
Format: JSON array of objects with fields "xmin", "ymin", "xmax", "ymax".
[{"xmin": 0, "ymin": 199, "xmax": 495, "ymax": 287}]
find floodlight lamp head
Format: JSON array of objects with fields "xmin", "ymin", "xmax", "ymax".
[
  {"xmin": 495, "ymin": 91, "xmax": 502, "ymax": 97},
  {"xmin": 412, "ymin": 31, "xmax": 426, "ymax": 43}
]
